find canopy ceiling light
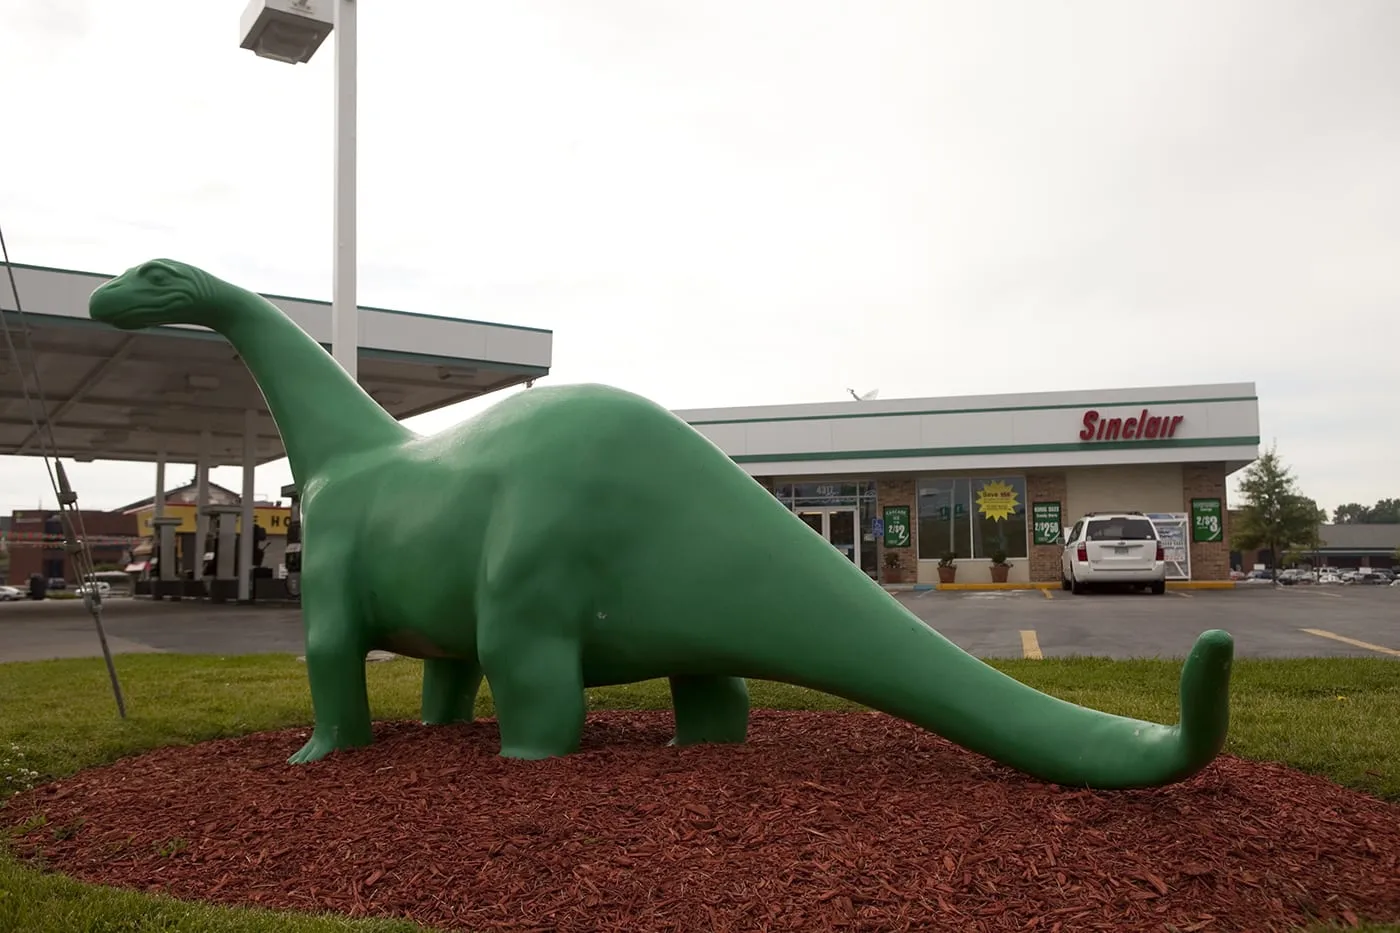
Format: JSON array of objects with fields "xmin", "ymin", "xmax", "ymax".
[{"xmin": 239, "ymin": 0, "xmax": 334, "ymax": 65}]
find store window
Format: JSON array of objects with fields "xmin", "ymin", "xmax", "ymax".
[
  {"xmin": 970, "ymin": 476, "xmax": 1028, "ymax": 560},
  {"xmin": 916, "ymin": 478, "xmax": 972, "ymax": 560},
  {"xmin": 917, "ymin": 475, "xmax": 1029, "ymax": 560}
]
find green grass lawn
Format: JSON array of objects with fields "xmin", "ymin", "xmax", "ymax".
[{"xmin": 2, "ymin": 652, "xmax": 1398, "ymax": 932}]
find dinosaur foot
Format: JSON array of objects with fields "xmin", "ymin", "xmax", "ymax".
[{"xmin": 287, "ymin": 727, "xmax": 373, "ymax": 765}]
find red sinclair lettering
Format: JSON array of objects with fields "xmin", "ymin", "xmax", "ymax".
[{"xmin": 1078, "ymin": 409, "xmax": 1184, "ymax": 442}]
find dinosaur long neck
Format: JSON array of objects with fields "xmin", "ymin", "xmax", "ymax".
[{"xmin": 206, "ymin": 283, "xmax": 413, "ymax": 484}]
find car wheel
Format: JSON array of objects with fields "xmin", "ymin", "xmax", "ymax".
[
  {"xmin": 1150, "ymin": 580, "xmax": 1166, "ymax": 595},
  {"xmin": 1070, "ymin": 569, "xmax": 1086, "ymax": 595},
  {"xmin": 1060, "ymin": 569, "xmax": 1071, "ymax": 591}
]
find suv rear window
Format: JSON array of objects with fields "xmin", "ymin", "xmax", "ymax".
[{"xmin": 1086, "ymin": 518, "xmax": 1157, "ymax": 541}]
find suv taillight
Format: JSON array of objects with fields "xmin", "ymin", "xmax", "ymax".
[
  {"xmin": 1155, "ymin": 543, "xmax": 1165, "ymax": 561},
  {"xmin": 1076, "ymin": 543, "xmax": 1088, "ymax": 562}
]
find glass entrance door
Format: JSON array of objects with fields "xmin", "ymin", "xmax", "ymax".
[
  {"xmin": 796, "ymin": 509, "xmax": 860, "ymax": 567},
  {"xmin": 827, "ymin": 509, "xmax": 857, "ymax": 564}
]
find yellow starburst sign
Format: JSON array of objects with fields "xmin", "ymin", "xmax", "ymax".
[{"xmin": 976, "ymin": 480, "xmax": 1020, "ymax": 522}]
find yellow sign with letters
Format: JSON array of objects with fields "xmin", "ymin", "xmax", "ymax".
[
  {"xmin": 134, "ymin": 504, "xmax": 293, "ymax": 537},
  {"xmin": 975, "ymin": 480, "xmax": 1020, "ymax": 522}
]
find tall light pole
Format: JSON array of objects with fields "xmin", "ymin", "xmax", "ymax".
[{"xmin": 239, "ymin": 0, "xmax": 359, "ymax": 383}]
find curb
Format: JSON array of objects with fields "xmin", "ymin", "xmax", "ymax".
[
  {"xmin": 937, "ymin": 583, "xmax": 1056, "ymax": 591},
  {"xmin": 881, "ymin": 581, "xmax": 1240, "ymax": 593}
]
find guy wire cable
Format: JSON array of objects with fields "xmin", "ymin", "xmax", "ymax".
[{"xmin": 0, "ymin": 220, "xmax": 127, "ymax": 718}]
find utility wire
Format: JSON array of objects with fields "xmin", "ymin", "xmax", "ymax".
[{"xmin": 0, "ymin": 222, "xmax": 127, "ymax": 718}]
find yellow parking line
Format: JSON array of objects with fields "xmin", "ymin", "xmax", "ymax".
[
  {"xmin": 1019, "ymin": 630, "xmax": 1043, "ymax": 660},
  {"xmin": 1040, "ymin": 588, "xmax": 1054, "ymax": 599},
  {"xmin": 1300, "ymin": 628, "xmax": 1400, "ymax": 658}
]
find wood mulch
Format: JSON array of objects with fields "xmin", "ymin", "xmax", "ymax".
[{"xmin": 5, "ymin": 710, "xmax": 1399, "ymax": 932}]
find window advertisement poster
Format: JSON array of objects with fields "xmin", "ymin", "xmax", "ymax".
[
  {"xmin": 882, "ymin": 505, "xmax": 911, "ymax": 548},
  {"xmin": 1191, "ymin": 498, "xmax": 1224, "ymax": 543},
  {"xmin": 1032, "ymin": 501, "xmax": 1062, "ymax": 545}
]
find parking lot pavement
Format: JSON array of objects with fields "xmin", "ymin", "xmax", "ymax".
[
  {"xmin": 893, "ymin": 585, "xmax": 1400, "ymax": 661},
  {"xmin": 0, "ymin": 597, "xmax": 305, "ymax": 663},
  {"xmin": 1, "ymin": 586, "xmax": 1396, "ymax": 664}
]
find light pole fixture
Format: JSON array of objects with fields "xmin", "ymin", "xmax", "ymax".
[{"xmin": 239, "ymin": 0, "xmax": 359, "ymax": 384}]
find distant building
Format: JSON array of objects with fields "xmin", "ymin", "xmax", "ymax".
[
  {"xmin": 118, "ymin": 476, "xmax": 291, "ymax": 582},
  {"xmin": 1230, "ymin": 516, "xmax": 1400, "ymax": 571},
  {"xmin": 4, "ymin": 508, "xmax": 139, "ymax": 585},
  {"xmin": 113, "ymin": 476, "xmax": 244, "ymax": 513},
  {"xmin": 3, "ymin": 476, "xmax": 292, "ymax": 586}
]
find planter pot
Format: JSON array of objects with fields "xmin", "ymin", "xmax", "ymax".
[
  {"xmin": 937, "ymin": 566, "xmax": 957, "ymax": 584},
  {"xmin": 990, "ymin": 563, "xmax": 1010, "ymax": 583}
]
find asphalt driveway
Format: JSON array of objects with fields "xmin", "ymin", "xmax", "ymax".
[
  {"xmin": 893, "ymin": 584, "xmax": 1400, "ymax": 660},
  {"xmin": 0, "ymin": 585, "xmax": 1396, "ymax": 664}
]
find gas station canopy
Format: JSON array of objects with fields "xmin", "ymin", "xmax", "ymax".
[{"xmin": 0, "ymin": 262, "xmax": 554, "ymax": 466}]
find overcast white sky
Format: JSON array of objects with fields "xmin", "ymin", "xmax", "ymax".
[{"xmin": 1, "ymin": 0, "xmax": 1397, "ymax": 517}]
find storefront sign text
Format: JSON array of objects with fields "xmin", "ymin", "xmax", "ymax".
[
  {"xmin": 882, "ymin": 505, "xmax": 911, "ymax": 548},
  {"xmin": 1032, "ymin": 501, "xmax": 1062, "ymax": 545},
  {"xmin": 1079, "ymin": 409, "xmax": 1184, "ymax": 442},
  {"xmin": 1191, "ymin": 498, "xmax": 1224, "ymax": 543},
  {"xmin": 135, "ymin": 504, "xmax": 293, "ymax": 537}
]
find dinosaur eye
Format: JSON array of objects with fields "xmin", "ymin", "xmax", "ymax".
[{"xmin": 139, "ymin": 263, "xmax": 169, "ymax": 286}]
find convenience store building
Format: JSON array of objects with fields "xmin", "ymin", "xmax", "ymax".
[{"xmin": 673, "ymin": 382, "xmax": 1261, "ymax": 586}]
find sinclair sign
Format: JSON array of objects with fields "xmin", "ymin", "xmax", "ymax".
[{"xmin": 1079, "ymin": 409, "xmax": 1184, "ymax": 442}]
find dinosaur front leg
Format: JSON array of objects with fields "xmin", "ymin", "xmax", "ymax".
[
  {"xmin": 288, "ymin": 633, "xmax": 375, "ymax": 764},
  {"xmin": 288, "ymin": 545, "xmax": 373, "ymax": 765},
  {"xmin": 421, "ymin": 658, "xmax": 483, "ymax": 725},
  {"xmin": 668, "ymin": 675, "xmax": 750, "ymax": 746}
]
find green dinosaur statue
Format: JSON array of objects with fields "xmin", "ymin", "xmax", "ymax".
[{"xmin": 88, "ymin": 259, "xmax": 1235, "ymax": 790}]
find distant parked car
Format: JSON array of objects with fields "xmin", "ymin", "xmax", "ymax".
[
  {"xmin": 0, "ymin": 585, "xmax": 22, "ymax": 601},
  {"xmin": 1349, "ymin": 571, "xmax": 1390, "ymax": 585}
]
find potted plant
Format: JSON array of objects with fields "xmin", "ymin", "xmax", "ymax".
[
  {"xmin": 937, "ymin": 552, "xmax": 957, "ymax": 585},
  {"xmin": 989, "ymin": 549, "xmax": 1010, "ymax": 583},
  {"xmin": 883, "ymin": 550, "xmax": 903, "ymax": 584}
]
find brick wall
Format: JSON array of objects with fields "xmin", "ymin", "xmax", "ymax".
[
  {"xmin": 1026, "ymin": 470, "xmax": 1067, "ymax": 583},
  {"xmin": 1183, "ymin": 463, "xmax": 1230, "ymax": 581},
  {"xmin": 5, "ymin": 509, "xmax": 138, "ymax": 586},
  {"xmin": 875, "ymin": 476, "xmax": 917, "ymax": 582}
]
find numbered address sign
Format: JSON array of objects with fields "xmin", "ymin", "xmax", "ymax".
[
  {"xmin": 882, "ymin": 505, "xmax": 911, "ymax": 548},
  {"xmin": 1032, "ymin": 501, "xmax": 1062, "ymax": 546},
  {"xmin": 1191, "ymin": 498, "xmax": 1224, "ymax": 543}
]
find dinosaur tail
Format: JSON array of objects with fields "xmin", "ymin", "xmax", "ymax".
[{"xmin": 710, "ymin": 525, "xmax": 1233, "ymax": 790}]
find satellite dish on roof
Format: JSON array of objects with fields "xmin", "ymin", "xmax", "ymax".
[{"xmin": 847, "ymin": 387, "xmax": 879, "ymax": 401}]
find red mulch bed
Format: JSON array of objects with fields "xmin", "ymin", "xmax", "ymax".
[{"xmin": 5, "ymin": 710, "xmax": 1399, "ymax": 932}]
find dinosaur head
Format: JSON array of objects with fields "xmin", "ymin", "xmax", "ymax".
[{"xmin": 89, "ymin": 258, "xmax": 223, "ymax": 330}]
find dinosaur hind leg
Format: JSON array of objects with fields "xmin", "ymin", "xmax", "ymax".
[
  {"xmin": 478, "ymin": 603, "xmax": 587, "ymax": 760},
  {"xmin": 421, "ymin": 658, "xmax": 483, "ymax": 725},
  {"xmin": 668, "ymin": 674, "xmax": 750, "ymax": 746}
]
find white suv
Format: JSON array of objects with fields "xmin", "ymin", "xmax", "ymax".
[{"xmin": 1060, "ymin": 511, "xmax": 1167, "ymax": 595}]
